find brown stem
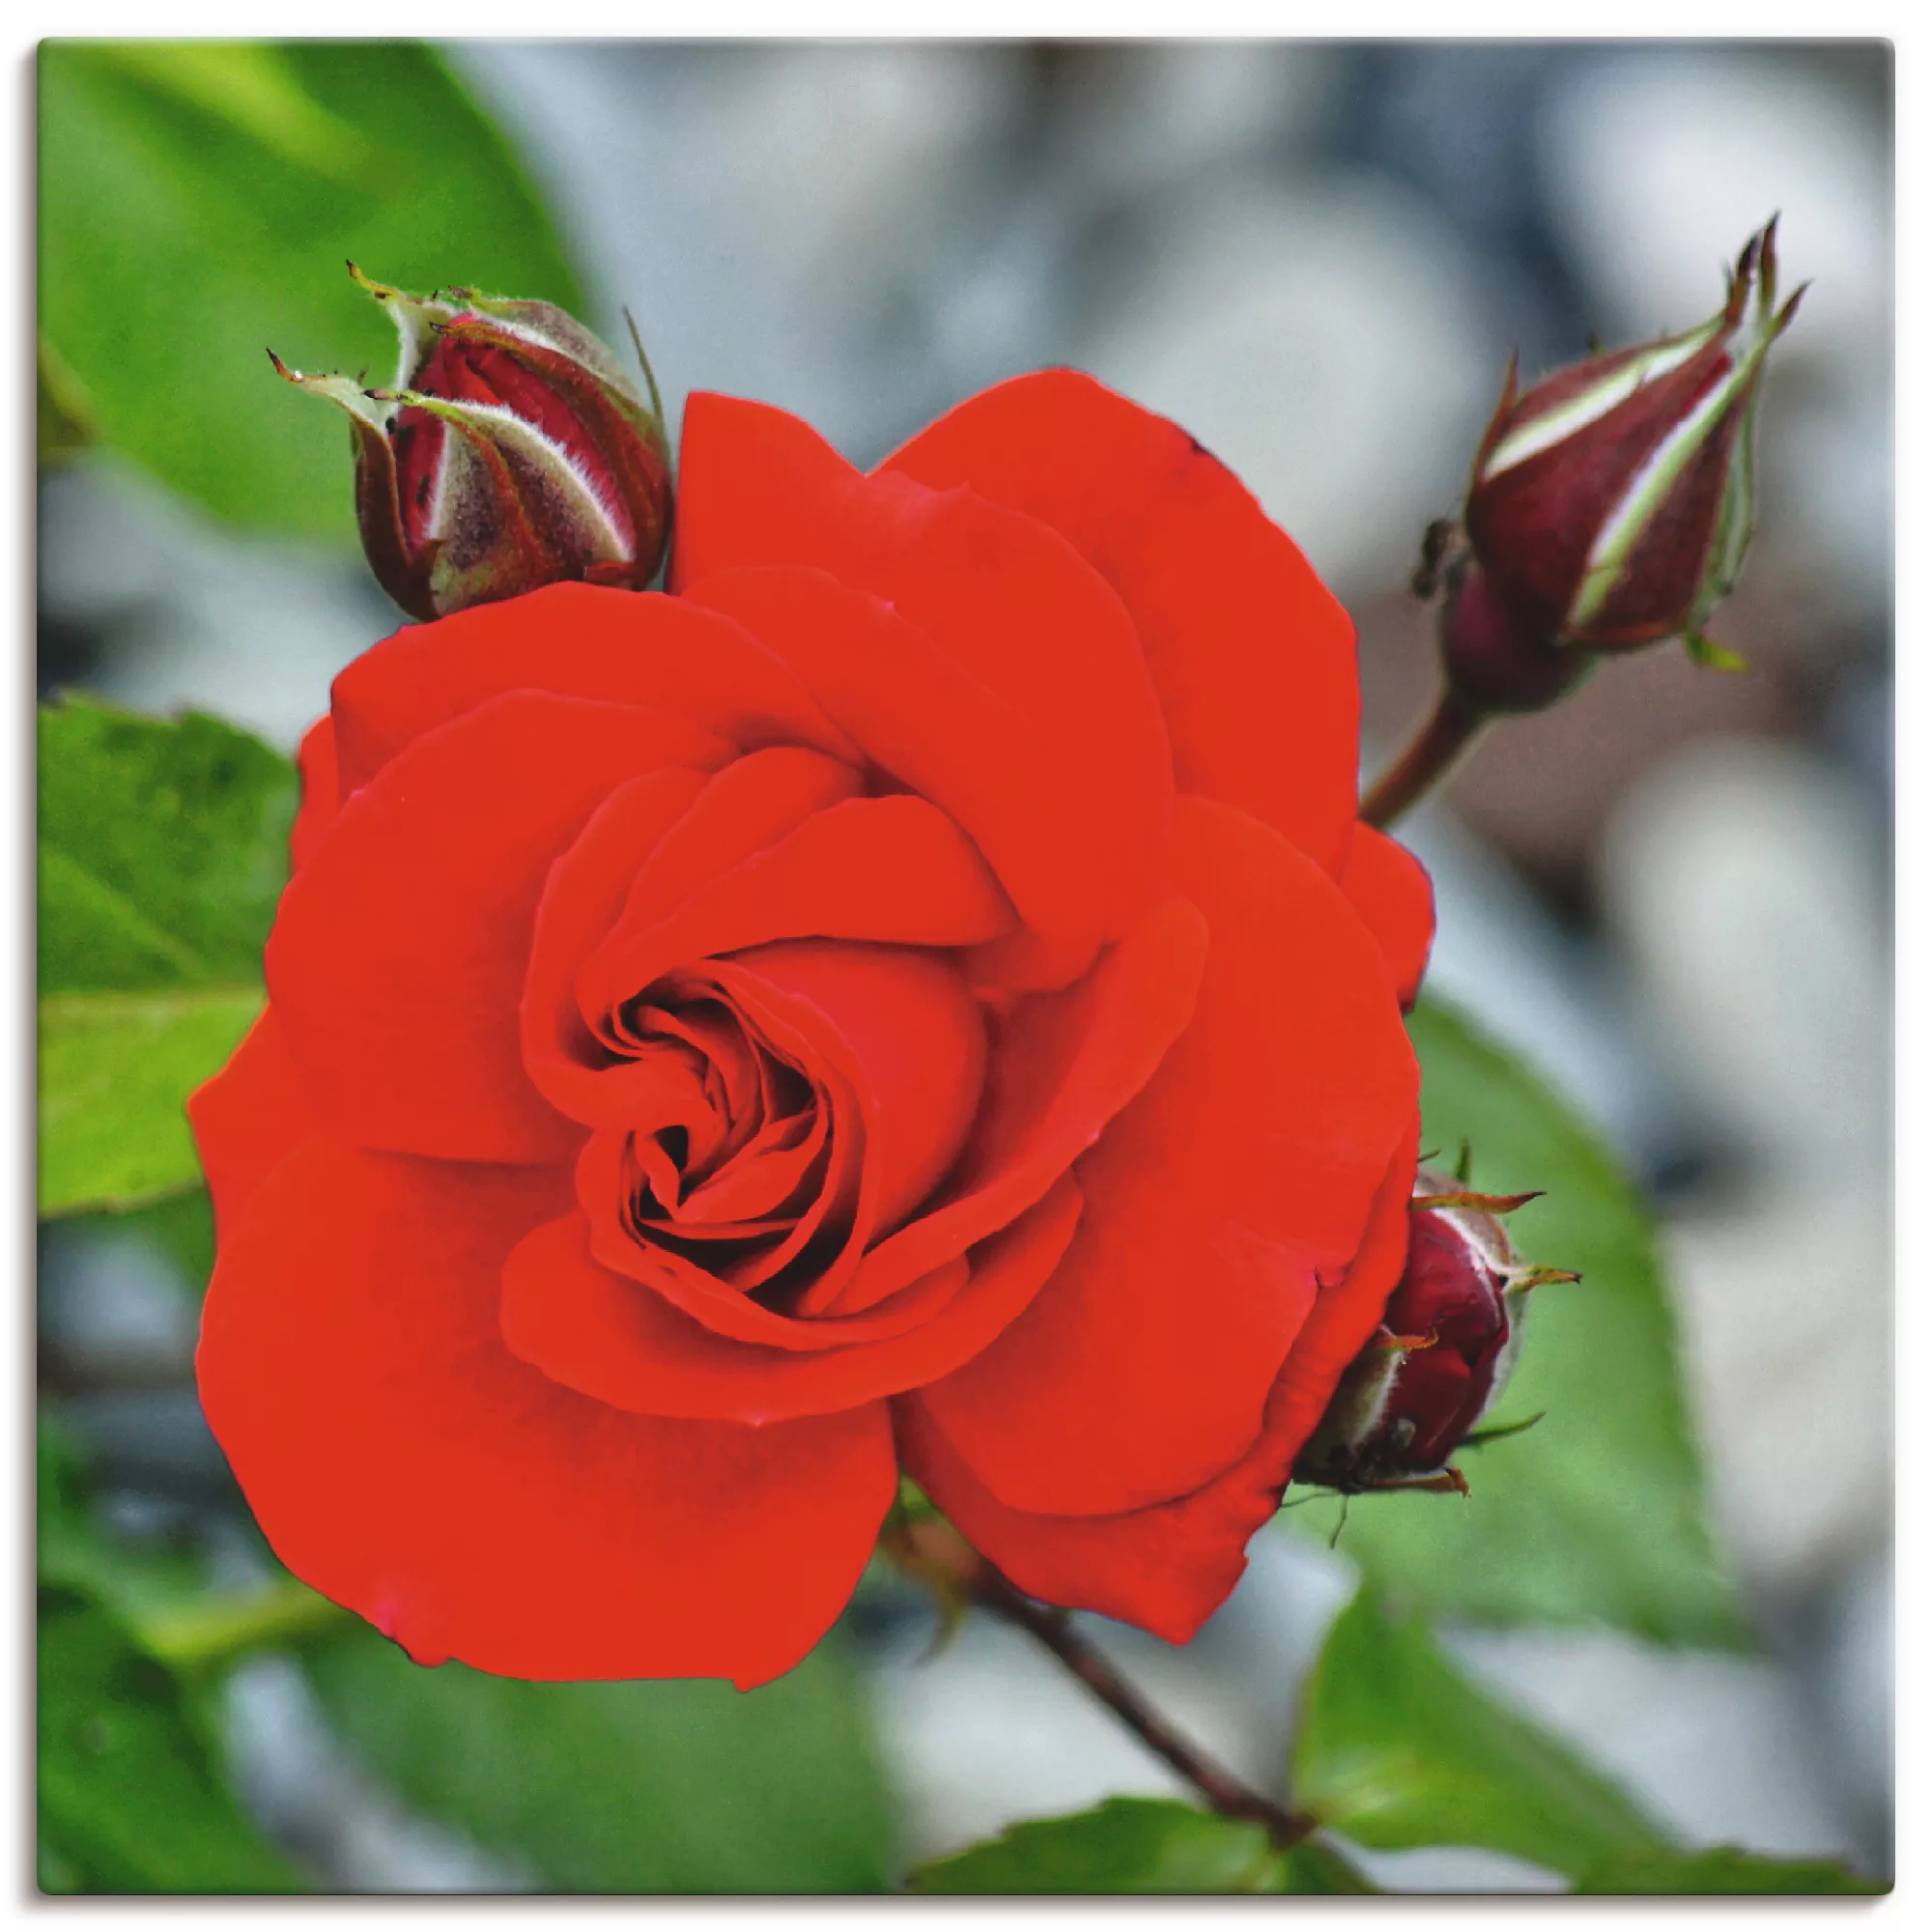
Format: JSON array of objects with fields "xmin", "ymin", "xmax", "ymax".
[
  {"xmin": 971, "ymin": 1565, "xmax": 1319, "ymax": 1848},
  {"xmin": 1359, "ymin": 685, "xmax": 1487, "ymax": 830}
]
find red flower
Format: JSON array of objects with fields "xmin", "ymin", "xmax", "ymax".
[{"xmin": 190, "ymin": 372, "xmax": 1432, "ymax": 1689}]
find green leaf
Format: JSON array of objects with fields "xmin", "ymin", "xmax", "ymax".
[
  {"xmin": 303, "ymin": 1627, "xmax": 896, "ymax": 1893},
  {"xmin": 120, "ymin": 1184, "xmax": 220, "ymax": 1298},
  {"xmin": 1575, "ymin": 1848, "xmax": 1888, "ymax": 1894},
  {"xmin": 912, "ymin": 1797, "xmax": 1376, "ymax": 1894},
  {"xmin": 38, "ymin": 1581, "xmax": 303, "ymax": 1894},
  {"xmin": 39, "ymin": 697, "xmax": 297, "ymax": 995},
  {"xmin": 1293, "ymin": 1590, "xmax": 1669, "ymax": 1880},
  {"xmin": 38, "ymin": 697, "xmax": 293, "ymax": 1215},
  {"xmin": 1286, "ymin": 996, "xmax": 1744, "ymax": 1648},
  {"xmin": 40, "ymin": 988, "xmax": 262, "ymax": 1214},
  {"xmin": 38, "ymin": 41, "xmax": 585, "ymax": 542},
  {"xmin": 38, "ymin": 331, "xmax": 97, "ymax": 463}
]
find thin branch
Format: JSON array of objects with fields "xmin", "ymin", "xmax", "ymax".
[
  {"xmin": 1360, "ymin": 686, "xmax": 1487, "ymax": 830},
  {"xmin": 970, "ymin": 1565, "xmax": 1319, "ymax": 1848}
]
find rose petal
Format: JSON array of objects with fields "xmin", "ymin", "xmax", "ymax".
[
  {"xmin": 329, "ymin": 582, "xmax": 858, "ymax": 795},
  {"xmin": 600, "ymin": 746, "xmax": 865, "ymax": 939},
  {"xmin": 718, "ymin": 940, "xmax": 987, "ymax": 1262},
  {"xmin": 912, "ymin": 796, "xmax": 1419, "ymax": 1517},
  {"xmin": 827, "ymin": 891, "xmax": 1209, "ymax": 1319},
  {"xmin": 521, "ymin": 766, "xmax": 721, "ymax": 1128},
  {"xmin": 185, "ymin": 1003, "xmax": 315, "ymax": 1241},
  {"xmin": 880, "ymin": 368, "xmax": 1361, "ymax": 879},
  {"xmin": 581, "ymin": 1014, "xmax": 867, "ymax": 1321},
  {"xmin": 268, "ymin": 691, "xmax": 732, "ymax": 1164},
  {"xmin": 579, "ymin": 940, "xmax": 989, "ymax": 1340},
  {"xmin": 895, "ymin": 1135, "xmax": 1416, "ymax": 1640},
  {"xmin": 500, "ymin": 1175, "xmax": 1082, "ymax": 1425},
  {"xmin": 578, "ymin": 794, "xmax": 1016, "ymax": 1030},
  {"xmin": 197, "ymin": 1137, "xmax": 895, "ymax": 1688},
  {"xmin": 671, "ymin": 399, "xmax": 1174, "ymax": 987},
  {"xmin": 580, "ymin": 1116, "xmax": 935, "ymax": 1355},
  {"xmin": 685, "ymin": 567, "xmax": 1123, "ymax": 996},
  {"xmin": 1336, "ymin": 824, "xmax": 1435, "ymax": 1011},
  {"xmin": 669, "ymin": 1098, "xmax": 825, "ymax": 1224}
]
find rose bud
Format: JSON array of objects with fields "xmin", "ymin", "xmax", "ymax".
[
  {"xmin": 1291, "ymin": 1167, "xmax": 1577, "ymax": 1494},
  {"xmin": 1437, "ymin": 219, "xmax": 1803, "ymax": 713},
  {"xmin": 270, "ymin": 265, "xmax": 671, "ymax": 621}
]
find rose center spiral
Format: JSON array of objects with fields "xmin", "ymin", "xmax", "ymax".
[{"xmin": 599, "ymin": 972, "xmax": 846, "ymax": 1311}]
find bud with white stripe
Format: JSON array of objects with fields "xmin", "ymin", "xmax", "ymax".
[
  {"xmin": 1434, "ymin": 221, "xmax": 1802, "ymax": 713},
  {"xmin": 270, "ymin": 266, "xmax": 671, "ymax": 622},
  {"xmin": 1290, "ymin": 1167, "xmax": 1577, "ymax": 1498}
]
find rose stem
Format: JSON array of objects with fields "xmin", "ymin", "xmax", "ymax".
[
  {"xmin": 970, "ymin": 1564, "xmax": 1319, "ymax": 1848},
  {"xmin": 1358, "ymin": 686, "xmax": 1487, "ymax": 831}
]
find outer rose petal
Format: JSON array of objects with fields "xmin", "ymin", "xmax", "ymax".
[
  {"xmin": 499, "ymin": 1176, "xmax": 1083, "ymax": 1424},
  {"xmin": 1337, "ymin": 824, "xmax": 1435, "ymax": 1010},
  {"xmin": 894, "ymin": 1135, "xmax": 1417, "ymax": 1642},
  {"xmin": 670, "ymin": 396, "xmax": 1175, "ymax": 987},
  {"xmin": 198, "ymin": 1137, "xmax": 896, "ymax": 1687},
  {"xmin": 185, "ymin": 1003, "xmax": 315, "ymax": 1240},
  {"xmin": 268, "ymin": 691, "xmax": 732, "ymax": 1164},
  {"xmin": 913, "ymin": 796, "xmax": 1418, "ymax": 1518},
  {"xmin": 882, "ymin": 369, "xmax": 1361, "ymax": 880},
  {"xmin": 290, "ymin": 719, "xmax": 338, "ymax": 873},
  {"xmin": 329, "ymin": 582, "xmax": 857, "ymax": 795}
]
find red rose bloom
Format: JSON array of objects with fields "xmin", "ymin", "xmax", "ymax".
[{"xmin": 190, "ymin": 372, "xmax": 1432, "ymax": 1689}]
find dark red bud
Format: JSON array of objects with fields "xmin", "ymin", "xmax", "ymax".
[
  {"xmin": 1292, "ymin": 1167, "xmax": 1562, "ymax": 1494},
  {"xmin": 391, "ymin": 328, "xmax": 638, "ymax": 557},
  {"xmin": 1375, "ymin": 1209, "xmax": 1512, "ymax": 1471},
  {"xmin": 1430, "ymin": 220, "xmax": 1801, "ymax": 703},
  {"xmin": 271, "ymin": 269, "xmax": 671, "ymax": 621}
]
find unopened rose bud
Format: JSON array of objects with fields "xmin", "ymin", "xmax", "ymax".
[
  {"xmin": 1434, "ymin": 220, "xmax": 1802, "ymax": 712},
  {"xmin": 271, "ymin": 265, "xmax": 671, "ymax": 621},
  {"xmin": 1292, "ymin": 1167, "xmax": 1577, "ymax": 1494}
]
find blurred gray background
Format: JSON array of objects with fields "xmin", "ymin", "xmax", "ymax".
[{"xmin": 38, "ymin": 40, "xmax": 1893, "ymax": 1889}]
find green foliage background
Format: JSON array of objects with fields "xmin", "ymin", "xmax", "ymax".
[
  {"xmin": 1284, "ymin": 999, "xmax": 1746, "ymax": 1649},
  {"xmin": 38, "ymin": 698, "xmax": 293, "ymax": 1214},
  {"xmin": 39, "ymin": 42, "xmax": 585, "ymax": 543}
]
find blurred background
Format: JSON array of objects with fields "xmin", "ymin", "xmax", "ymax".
[{"xmin": 38, "ymin": 39, "xmax": 1892, "ymax": 1889}]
